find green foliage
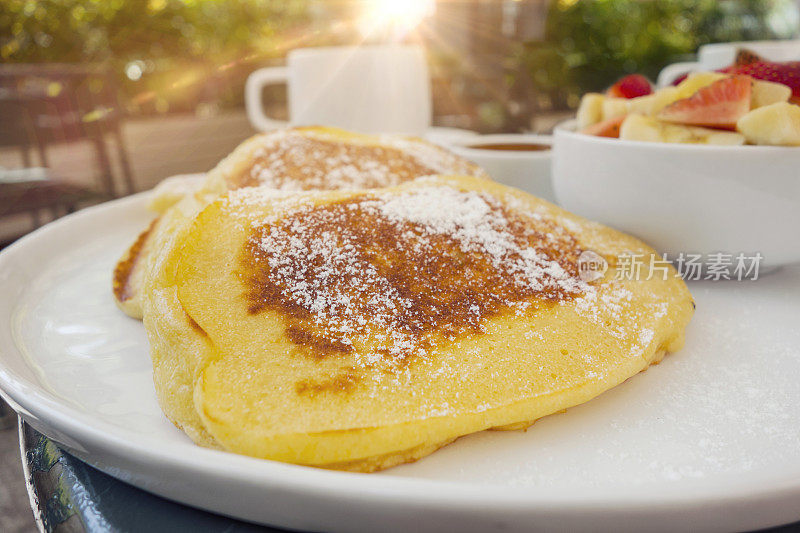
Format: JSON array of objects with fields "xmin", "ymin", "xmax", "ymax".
[
  {"xmin": 518, "ymin": 0, "xmax": 800, "ymax": 109},
  {"xmin": 1, "ymin": 0, "xmax": 309, "ymax": 62},
  {"xmin": 0, "ymin": 0, "xmax": 310, "ymax": 113}
]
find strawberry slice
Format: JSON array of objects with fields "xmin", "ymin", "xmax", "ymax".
[
  {"xmin": 657, "ymin": 75, "xmax": 751, "ymax": 130},
  {"xmin": 670, "ymin": 73, "xmax": 689, "ymax": 86},
  {"xmin": 727, "ymin": 48, "xmax": 766, "ymax": 68},
  {"xmin": 727, "ymin": 61, "xmax": 800, "ymax": 104},
  {"xmin": 581, "ymin": 115, "xmax": 626, "ymax": 138},
  {"xmin": 607, "ymin": 74, "xmax": 652, "ymax": 99}
]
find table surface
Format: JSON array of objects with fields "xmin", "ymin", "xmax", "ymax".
[
  {"xmin": 0, "ymin": 180, "xmax": 102, "ymax": 218},
  {"xmin": 15, "ymin": 419, "xmax": 800, "ymax": 533}
]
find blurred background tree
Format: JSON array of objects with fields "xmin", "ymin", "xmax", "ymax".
[
  {"xmin": 517, "ymin": 0, "xmax": 800, "ymax": 110},
  {"xmin": 2, "ymin": 0, "xmax": 799, "ymax": 127},
  {"xmin": 0, "ymin": 0, "xmax": 312, "ymax": 114}
]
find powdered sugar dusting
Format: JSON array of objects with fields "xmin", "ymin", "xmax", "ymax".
[
  {"xmin": 241, "ymin": 185, "xmax": 592, "ymax": 367},
  {"xmin": 231, "ymin": 131, "xmax": 486, "ymax": 191},
  {"xmin": 377, "ymin": 187, "xmax": 590, "ymax": 297}
]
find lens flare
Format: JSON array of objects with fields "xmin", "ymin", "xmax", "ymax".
[{"xmin": 358, "ymin": 0, "xmax": 435, "ymax": 39}]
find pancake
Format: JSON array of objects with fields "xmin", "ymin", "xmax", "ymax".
[
  {"xmin": 112, "ymin": 174, "xmax": 206, "ymax": 318},
  {"xmin": 147, "ymin": 173, "xmax": 206, "ymax": 214},
  {"xmin": 135, "ymin": 128, "xmax": 488, "ymax": 444},
  {"xmin": 112, "ymin": 217, "xmax": 159, "ymax": 319},
  {"xmin": 113, "ymin": 127, "xmax": 488, "ymax": 319},
  {"xmin": 149, "ymin": 174, "xmax": 694, "ymax": 471}
]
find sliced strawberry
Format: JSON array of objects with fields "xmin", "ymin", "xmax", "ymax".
[
  {"xmin": 581, "ymin": 115, "xmax": 626, "ymax": 138},
  {"xmin": 733, "ymin": 48, "xmax": 765, "ymax": 67},
  {"xmin": 718, "ymin": 49, "xmax": 766, "ymax": 73},
  {"xmin": 657, "ymin": 75, "xmax": 751, "ymax": 130},
  {"xmin": 607, "ymin": 74, "xmax": 652, "ymax": 99},
  {"xmin": 670, "ymin": 73, "xmax": 689, "ymax": 86},
  {"xmin": 727, "ymin": 61, "xmax": 800, "ymax": 104}
]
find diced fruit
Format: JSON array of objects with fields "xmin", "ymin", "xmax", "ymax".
[
  {"xmin": 620, "ymin": 114, "xmax": 745, "ymax": 145},
  {"xmin": 578, "ymin": 68, "xmax": 800, "ymax": 146},
  {"xmin": 576, "ymin": 93, "xmax": 605, "ymax": 129},
  {"xmin": 674, "ymin": 71, "xmax": 790, "ymax": 109},
  {"xmin": 619, "ymin": 115, "xmax": 663, "ymax": 143},
  {"xmin": 626, "ymin": 87, "xmax": 681, "ymax": 116},
  {"xmin": 736, "ymin": 102, "xmax": 800, "ymax": 146},
  {"xmin": 728, "ymin": 61, "xmax": 800, "ymax": 104},
  {"xmin": 581, "ymin": 114, "xmax": 626, "ymax": 138},
  {"xmin": 607, "ymin": 74, "xmax": 653, "ymax": 99},
  {"xmin": 658, "ymin": 75, "xmax": 751, "ymax": 130},
  {"xmin": 601, "ymin": 97, "xmax": 629, "ymax": 120},
  {"xmin": 674, "ymin": 72, "xmax": 728, "ymax": 100},
  {"xmin": 751, "ymin": 79, "xmax": 792, "ymax": 108},
  {"xmin": 577, "ymin": 87, "xmax": 682, "ymax": 129}
]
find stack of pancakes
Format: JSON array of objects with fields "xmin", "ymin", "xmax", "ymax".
[{"xmin": 114, "ymin": 126, "xmax": 693, "ymax": 472}]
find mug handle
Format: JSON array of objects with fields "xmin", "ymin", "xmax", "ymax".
[
  {"xmin": 245, "ymin": 67, "xmax": 289, "ymax": 131},
  {"xmin": 656, "ymin": 61, "xmax": 701, "ymax": 88}
]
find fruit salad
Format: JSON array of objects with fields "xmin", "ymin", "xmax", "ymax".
[{"xmin": 577, "ymin": 52, "xmax": 800, "ymax": 147}]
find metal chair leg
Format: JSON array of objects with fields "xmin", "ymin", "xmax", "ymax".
[{"xmin": 0, "ymin": 397, "xmax": 16, "ymax": 429}]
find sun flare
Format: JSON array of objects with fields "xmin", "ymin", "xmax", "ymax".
[{"xmin": 358, "ymin": 0, "xmax": 435, "ymax": 39}]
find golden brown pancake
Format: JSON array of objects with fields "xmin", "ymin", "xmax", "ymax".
[
  {"xmin": 205, "ymin": 127, "xmax": 485, "ymax": 193},
  {"xmin": 133, "ymin": 128, "xmax": 488, "ymax": 445},
  {"xmin": 147, "ymin": 173, "xmax": 205, "ymax": 214},
  {"xmin": 113, "ymin": 127, "xmax": 488, "ymax": 319},
  {"xmin": 148, "ymin": 175, "xmax": 693, "ymax": 471},
  {"xmin": 112, "ymin": 218, "xmax": 159, "ymax": 319},
  {"xmin": 112, "ymin": 174, "xmax": 206, "ymax": 319}
]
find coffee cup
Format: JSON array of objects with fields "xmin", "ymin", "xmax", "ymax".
[
  {"xmin": 448, "ymin": 134, "xmax": 554, "ymax": 202},
  {"xmin": 245, "ymin": 45, "xmax": 431, "ymax": 135}
]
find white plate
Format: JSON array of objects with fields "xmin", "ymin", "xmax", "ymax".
[{"xmin": 1, "ymin": 194, "xmax": 800, "ymax": 533}]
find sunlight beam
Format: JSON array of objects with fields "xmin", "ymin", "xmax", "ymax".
[{"xmin": 358, "ymin": 0, "xmax": 435, "ymax": 41}]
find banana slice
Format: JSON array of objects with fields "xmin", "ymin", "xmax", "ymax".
[
  {"xmin": 751, "ymin": 80, "xmax": 792, "ymax": 109},
  {"xmin": 626, "ymin": 87, "xmax": 682, "ymax": 116},
  {"xmin": 620, "ymin": 114, "xmax": 745, "ymax": 145},
  {"xmin": 674, "ymin": 72, "xmax": 728, "ymax": 99},
  {"xmin": 601, "ymin": 97, "xmax": 629, "ymax": 120},
  {"xmin": 737, "ymin": 102, "xmax": 800, "ymax": 146},
  {"xmin": 576, "ymin": 93, "xmax": 606, "ymax": 129}
]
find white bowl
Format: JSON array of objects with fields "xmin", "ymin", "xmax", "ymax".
[
  {"xmin": 449, "ymin": 134, "xmax": 554, "ymax": 202},
  {"xmin": 553, "ymin": 120, "xmax": 800, "ymax": 267}
]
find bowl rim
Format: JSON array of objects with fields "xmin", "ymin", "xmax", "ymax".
[
  {"xmin": 449, "ymin": 133, "xmax": 553, "ymax": 160},
  {"xmin": 555, "ymin": 118, "xmax": 800, "ymax": 152}
]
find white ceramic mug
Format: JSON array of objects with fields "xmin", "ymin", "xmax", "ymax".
[
  {"xmin": 245, "ymin": 45, "xmax": 431, "ymax": 135},
  {"xmin": 448, "ymin": 134, "xmax": 554, "ymax": 202},
  {"xmin": 657, "ymin": 39, "xmax": 800, "ymax": 87}
]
